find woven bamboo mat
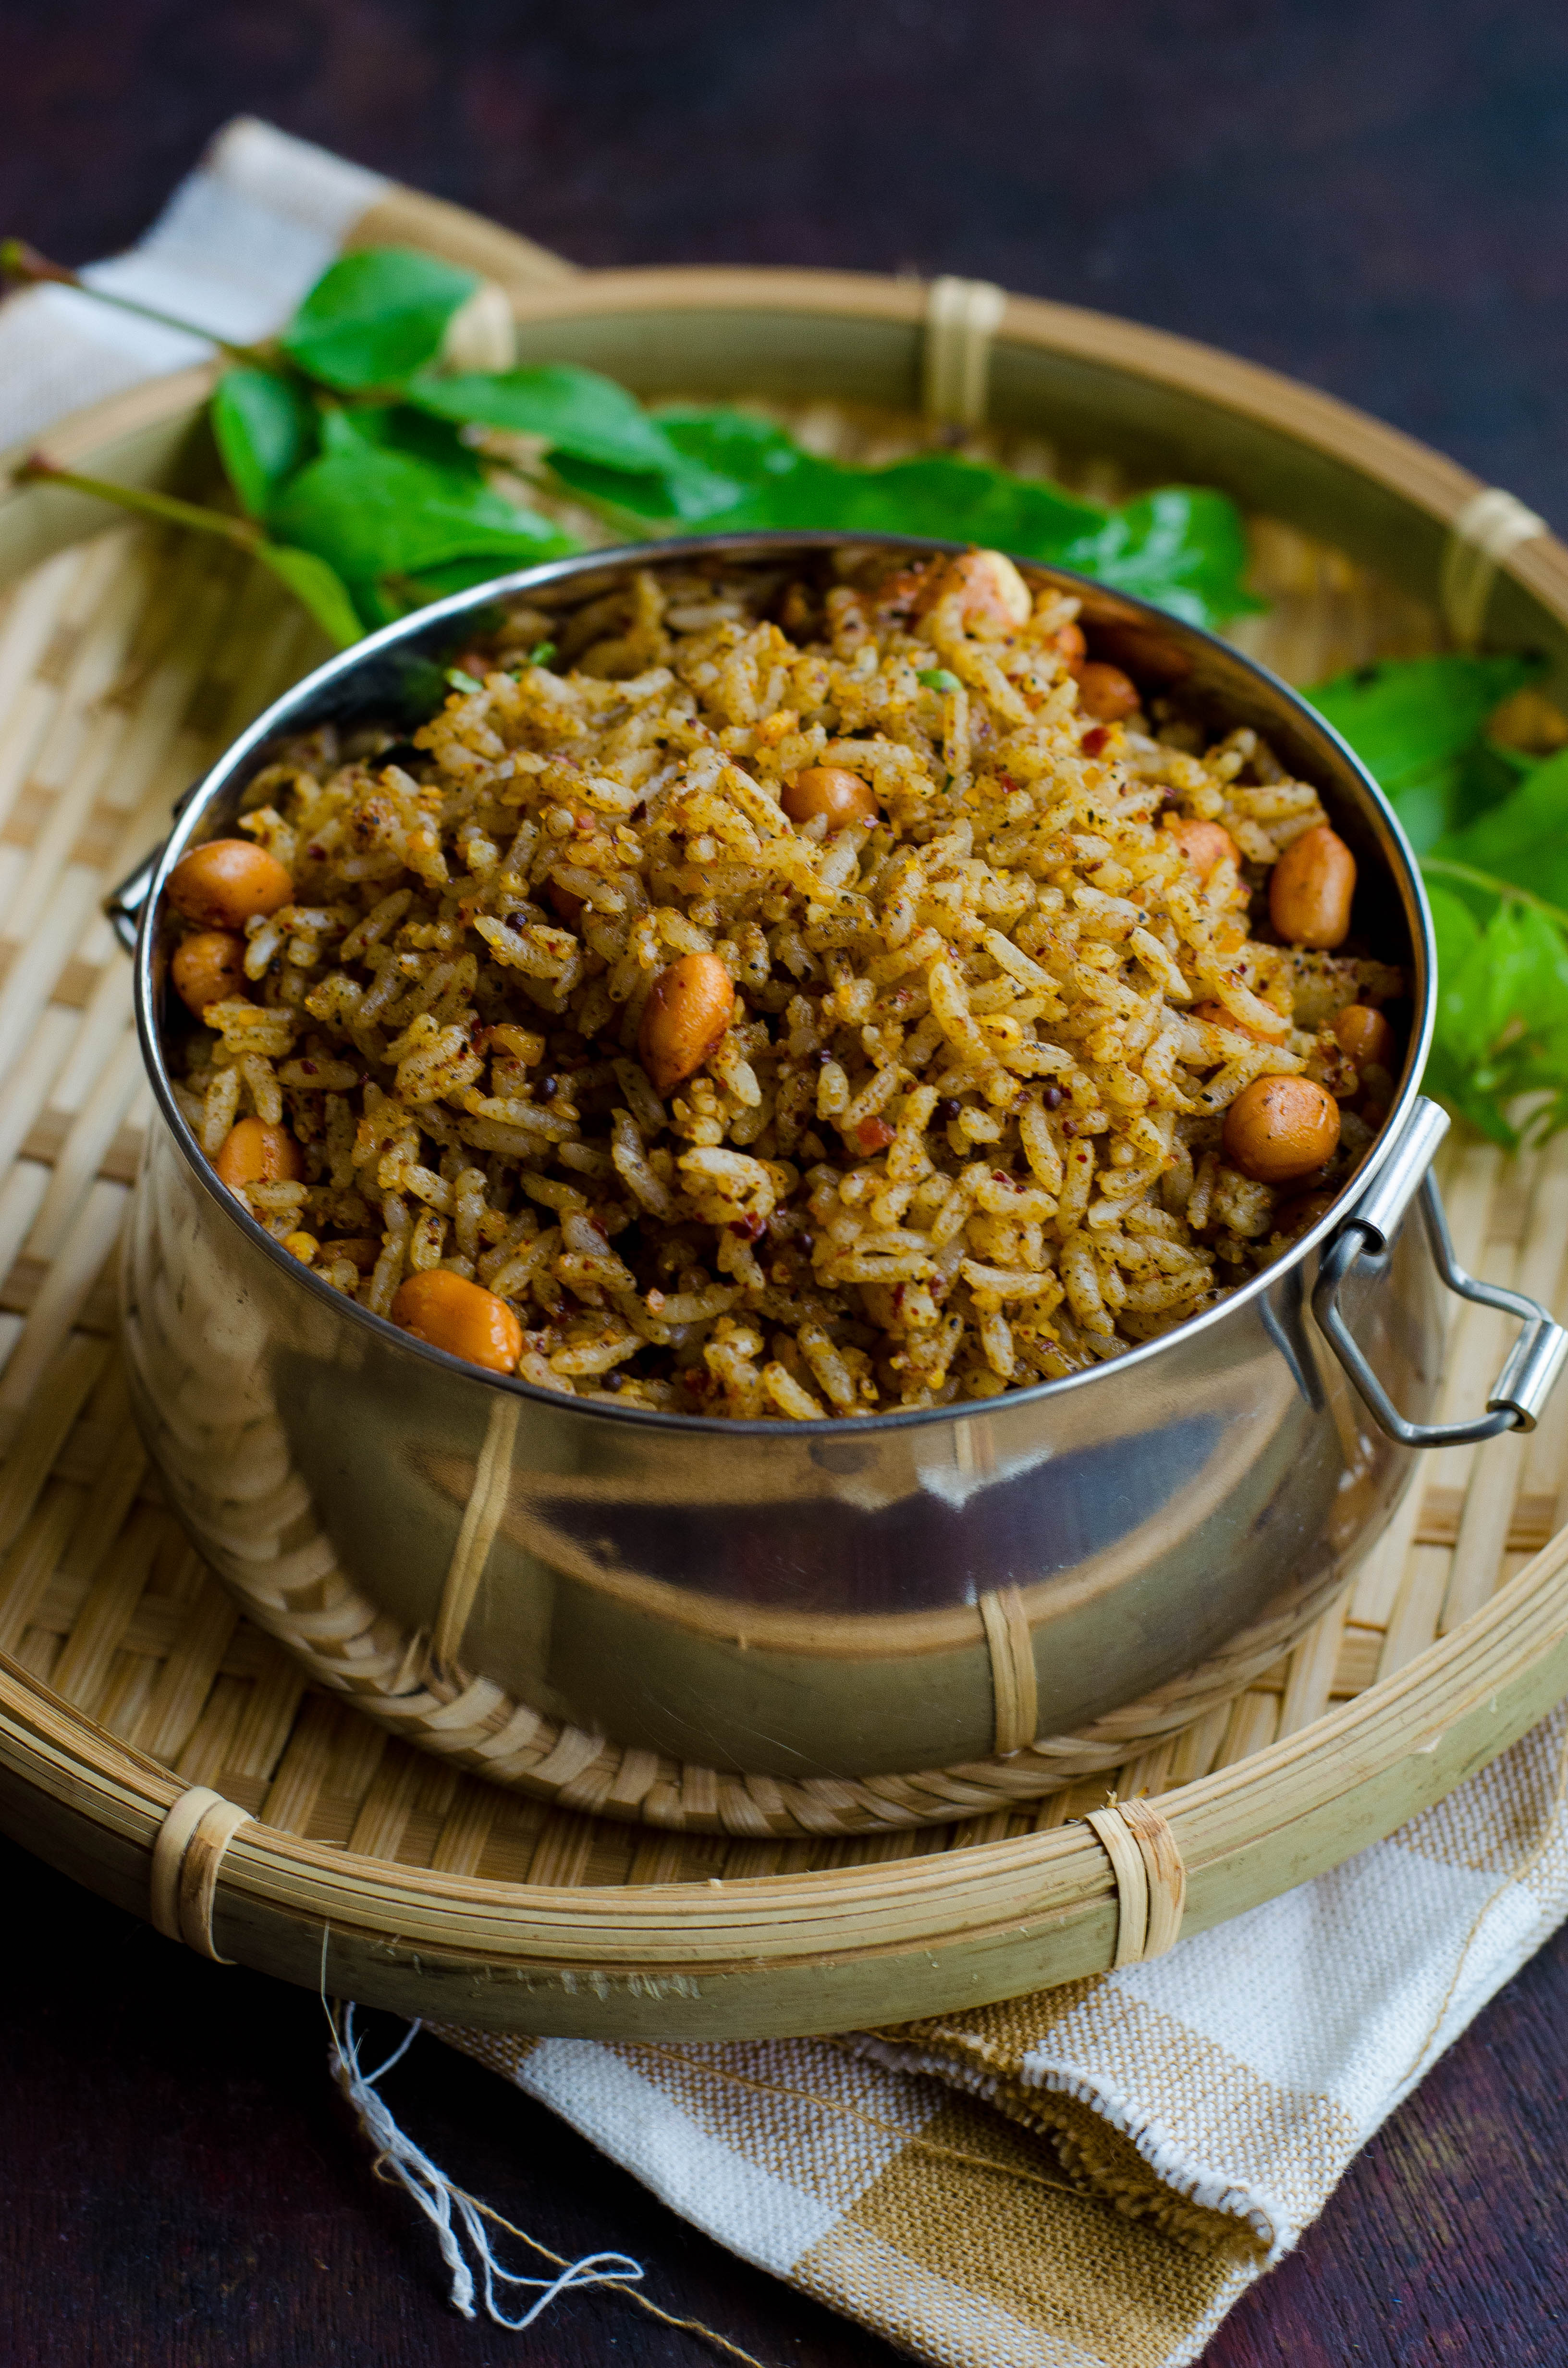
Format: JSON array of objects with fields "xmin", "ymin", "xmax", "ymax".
[{"xmin": 0, "ymin": 484, "xmax": 1562, "ymax": 1892}]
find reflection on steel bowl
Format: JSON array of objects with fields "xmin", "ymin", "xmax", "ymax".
[{"xmin": 112, "ymin": 535, "xmax": 1565, "ymax": 1812}]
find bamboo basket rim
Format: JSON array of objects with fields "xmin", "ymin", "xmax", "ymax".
[
  {"xmin": 6, "ymin": 1511, "xmax": 1568, "ymax": 1949},
  {"xmin": 2, "ymin": 253, "xmax": 1568, "ymax": 2033}
]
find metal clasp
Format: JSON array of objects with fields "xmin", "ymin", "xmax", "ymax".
[
  {"xmin": 105, "ymin": 846, "xmax": 161, "ymax": 956},
  {"xmin": 1313, "ymin": 1095, "xmax": 1568, "ymax": 1449},
  {"xmin": 102, "ymin": 779, "xmax": 206, "ymax": 956}
]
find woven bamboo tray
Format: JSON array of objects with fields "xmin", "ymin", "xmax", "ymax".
[{"xmin": 2, "ymin": 202, "xmax": 1568, "ymax": 2042}]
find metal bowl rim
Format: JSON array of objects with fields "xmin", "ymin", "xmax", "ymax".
[{"xmin": 131, "ymin": 529, "xmax": 1437, "ymax": 1440}]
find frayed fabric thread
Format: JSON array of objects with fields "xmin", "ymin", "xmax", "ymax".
[{"xmin": 328, "ymin": 2003, "xmax": 642, "ymax": 2330}]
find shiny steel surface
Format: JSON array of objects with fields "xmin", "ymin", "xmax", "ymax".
[
  {"xmin": 1315, "ymin": 1154, "xmax": 1568, "ymax": 1448},
  {"xmin": 121, "ymin": 534, "xmax": 1457, "ymax": 1782}
]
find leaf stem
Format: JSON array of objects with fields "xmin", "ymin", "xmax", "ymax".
[
  {"xmin": 0, "ymin": 238, "xmax": 276, "ymax": 368},
  {"xmin": 14, "ymin": 455, "xmax": 259, "ymax": 549},
  {"xmin": 1421, "ymin": 856, "xmax": 1568, "ymax": 937}
]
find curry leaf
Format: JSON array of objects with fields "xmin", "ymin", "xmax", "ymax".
[
  {"xmin": 280, "ymin": 248, "xmax": 478, "ymax": 392},
  {"xmin": 211, "ymin": 369, "xmax": 316, "ymax": 517},
  {"xmin": 316, "ymin": 400, "xmax": 485, "ymax": 479},
  {"xmin": 551, "ymin": 409, "xmax": 1259, "ymax": 628},
  {"xmin": 1056, "ymin": 488, "xmax": 1264, "ymax": 629},
  {"xmin": 252, "ymin": 543, "xmax": 365, "ymax": 648},
  {"xmin": 1423, "ymin": 886, "xmax": 1568, "ymax": 1146},
  {"xmin": 268, "ymin": 447, "xmax": 573, "ymax": 580},
  {"xmin": 399, "ymin": 554, "xmax": 541, "ymax": 603},
  {"xmin": 1306, "ymin": 653, "xmax": 1538, "ymax": 850},
  {"xmin": 1428, "ymin": 746, "xmax": 1568, "ymax": 911},
  {"xmin": 408, "ymin": 363, "xmax": 685, "ymax": 473}
]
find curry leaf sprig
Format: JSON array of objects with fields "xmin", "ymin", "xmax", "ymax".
[
  {"xmin": 1306, "ymin": 654, "xmax": 1568, "ymax": 1146},
  {"xmin": 1, "ymin": 239, "xmax": 1260, "ymax": 643}
]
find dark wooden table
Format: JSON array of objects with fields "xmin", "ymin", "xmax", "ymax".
[
  {"xmin": 4, "ymin": 2, "xmax": 1568, "ymax": 2357},
  {"xmin": 2, "ymin": 1829, "xmax": 1567, "ymax": 2368}
]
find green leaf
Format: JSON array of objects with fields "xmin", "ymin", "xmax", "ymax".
[
  {"xmin": 211, "ymin": 369, "xmax": 316, "ymax": 517},
  {"xmin": 280, "ymin": 248, "xmax": 478, "ymax": 392},
  {"xmin": 1306, "ymin": 653, "xmax": 1538, "ymax": 850},
  {"xmin": 397, "ymin": 554, "xmax": 542, "ymax": 604},
  {"xmin": 252, "ymin": 543, "xmax": 365, "ymax": 647},
  {"xmin": 408, "ymin": 363, "xmax": 685, "ymax": 473},
  {"xmin": 1429, "ymin": 745, "xmax": 1568, "ymax": 911},
  {"xmin": 268, "ymin": 446, "xmax": 574, "ymax": 581},
  {"xmin": 918, "ymin": 667, "xmax": 962, "ymax": 692},
  {"xmin": 1056, "ymin": 488, "xmax": 1265, "ymax": 629},
  {"xmin": 550, "ymin": 406, "xmax": 1259, "ymax": 627},
  {"xmin": 1422, "ymin": 880, "xmax": 1568, "ymax": 1145},
  {"xmin": 316, "ymin": 400, "xmax": 485, "ymax": 479}
]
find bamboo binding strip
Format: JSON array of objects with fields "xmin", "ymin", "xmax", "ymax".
[
  {"xmin": 149, "ymin": 1784, "xmax": 251, "ymax": 1961},
  {"xmin": 1441, "ymin": 488, "xmax": 1550, "ymax": 649},
  {"xmin": 1084, "ymin": 1799, "xmax": 1188, "ymax": 1966},
  {"xmin": 922, "ymin": 275, "xmax": 1006, "ymax": 426}
]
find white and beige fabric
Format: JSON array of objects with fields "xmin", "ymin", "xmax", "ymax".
[
  {"xmin": 442, "ymin": 1706, "xmax": 1568, "ymax": 2366},
  {"xmin": 5, "ymin": 116, "xmax": 1567, "ymax": 2368}
]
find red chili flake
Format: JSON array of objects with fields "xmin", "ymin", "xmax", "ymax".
[
  {"xmin": 891, "ymin": 1284, "xmax": 906, "ymax": 1312},
  {"xmin": 728, "ymin": 1213, "xmax": 767, "ymax": 1242},
  {"xmin": 856, "ymin": 1116, "xmax": 897, "ymax": 1153},
  {"xmin": 1081, "ymin": 726, "xmax": 1109, "ymax": 756},
  {"xmin": 996, "ymin": 772, "xmax": 1019, "ymax": 793}
]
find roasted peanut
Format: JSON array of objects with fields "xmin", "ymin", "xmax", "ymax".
[
  {"xmin": 547, "ymin": 876, "xmax": 586, "ymax": 927},
  {"xmin": 168, "ymin": 839, "xmax": 294, "ymax": 930},
  {"xmin": 1191, "ymin": 998, "xmax": 1286, "ymax": 1045},
  {"xmin": 213, "ymin": 1117, "xmax": 304, "ymax": 1190},
  {"xmin": 1054, "ymin": 619, "xmax": 1087, "ymax": 665},
  {"xmin": 1167, "ymin": 817, "xmax": 1240, "ymax": 876},
  {"xmin": 1332, "ymin": 1003, "xmax": 1394, "ymax": 1070},
  {"xmin": 1075, "ymin": 661, "xmax": 1140, "ymax": 723},
  {"xmin": 1223, "ymin": 1074, "xmax": 1341, "ymax": 1184},
  {"xmin": 391, "ymin": 1268, "xmax": 523, "ymax": 1374},
  {"xmin": 919, "ymin": 547, "xmax": 1033, "ymax": 632},
  {"xmin": 171, "ymin": 930, "xmax": 248, "ymax": 1016},
  {"xmin": 1269, "ymin": 824, "xmax": 1356, "ymax": 949},
  {"xmin": 639, "ymin": 951, "xmax": 735, "ymax": 1097},
  {"xmin": 781, "ymin": 766, "xmax": 880, "ymax": 830}
]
